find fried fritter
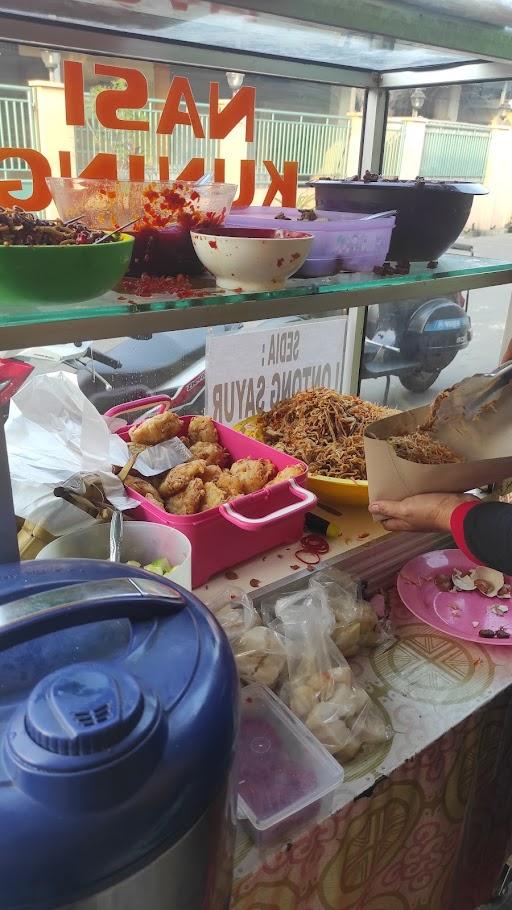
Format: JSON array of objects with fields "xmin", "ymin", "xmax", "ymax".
[
  {"xmin": 188, "ymin": 416, "xmax": 219, "ymax": 445},
  {"xmin": 189, "ymin": 442, "xmax": 230, "ymax": 467},
  {"xmin": 203, "ymin": 464, "xmax": 222, "ymax": 482},
  {"xmin": 124, "ymin": 474, "xmax": 164, "ymax": 507},
  {"xmin": 165, "ymin": 478, "xmax": 205, "ymax": 515},
  {"xmin": 230, "ymin": 458, "xmax": 277, "ymax": 493},
  {"xmin": 216, "ymin": 471, "xmax": 242, "ymax": 499},
  {"xmin": 201, "ymin": 481, "xmax": 229, "ymax": 512},
  {"xmin": 266, "ymin": 464, "xmax": 303, "ymax": 486},
  {"xmin": 129, "ymin": 411, "xmax": 182, "ymax": 446},
  {"xmin": 158, "ymin": 459, "xmax": 206, "ymax": 497}
]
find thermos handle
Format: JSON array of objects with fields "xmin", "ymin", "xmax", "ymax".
[{"xmin": 0, "ymin": 576, "xmax": 185, "ymax": 651}]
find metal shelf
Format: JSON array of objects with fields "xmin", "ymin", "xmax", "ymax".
[{"xmin": 1, "ymin": 254, "xmax": 511, "ymax": 347}]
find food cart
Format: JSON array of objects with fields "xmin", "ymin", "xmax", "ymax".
[{"xmin": 1, "ymin": 2, "xmax": 512, "ymax": 908}]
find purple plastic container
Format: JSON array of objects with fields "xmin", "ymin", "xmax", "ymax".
[{"xmin": 226, "ymin": 207, "xmax": 395, "ymax": 274}]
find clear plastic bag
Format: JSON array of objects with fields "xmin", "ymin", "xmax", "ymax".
[
  {"xmin": 260, "ymin": 587, "xmax": 335, "ymax": 638},
  {"xmin": 276, "ymin": 590, "xmax": 391, "ymax": 763},
  {"xmin": 206, "ymin": 587, "xmax": 285, "ymax": 689},
  {"xmin": 309, "ymin": 568, "xmax": 381, "ymax": 657},
  {"xmin": 232, "ymin": 626, "xmax": 287, "ymax": 689},
  {"xmin": 204, "ymin": 586, "xmax": 260, "ymax": 643}
]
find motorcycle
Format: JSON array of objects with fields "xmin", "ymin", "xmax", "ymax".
[{"xmin": 361, "ymin": 290, "xmax": 471, "ymax": 403}]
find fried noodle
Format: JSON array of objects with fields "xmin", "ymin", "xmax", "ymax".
[
  {"xmin": 259, "ymin": 387, "xmax": 461, "ymax": 480},
  {"xmin": 261, "ymin": 388, "xmax": 392, "ymax": 480},
  {"xmin": 388, "ymin": 431, "xmax": 461, "ymax": 465}
]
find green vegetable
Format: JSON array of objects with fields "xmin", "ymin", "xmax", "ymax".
[{"xmin": 124, "ymin": 556, "xmax": 174, "ymax": 576}]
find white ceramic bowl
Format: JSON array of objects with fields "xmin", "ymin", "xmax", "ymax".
[
  {"xmin": 37, "ymin": 521, "xmax": 192, "ymax": 590},
  {"xmin": 190, "ymin": 227, "xmax": 313, "ymax": 291}
]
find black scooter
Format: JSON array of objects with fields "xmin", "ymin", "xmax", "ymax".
[{"xmin": 361, "ymin": 289, "xmax": 471, "ymax": 403}]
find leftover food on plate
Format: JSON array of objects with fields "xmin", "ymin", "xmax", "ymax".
[
  {"xmin": 120, "ymin": 412, "xmax": 301, "ymax": 516},
  {"xmin": 437, "ymin": 566, "xmax": 511, "ymax": 598},
  {"xmin": 0, "ymin": 206, "xmax": 120, "ymax": 246}
]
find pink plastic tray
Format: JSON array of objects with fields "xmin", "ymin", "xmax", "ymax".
[
  {"xmin": 106, "ymin": 397, "xmax": 317, "ymax": 587},
  {"xmin": 397, "ymin": 549, "xmax": 512, "ymax": 645}
]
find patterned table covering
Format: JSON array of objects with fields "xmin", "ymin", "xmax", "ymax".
[{"xmin": 231, "ymin": 589, "xmax": 512, "ymax": 910}]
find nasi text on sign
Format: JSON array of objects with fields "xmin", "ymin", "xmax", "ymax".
[{"xmin": 0, "ymin": 61, "xmax": 299, "ymax": 212}]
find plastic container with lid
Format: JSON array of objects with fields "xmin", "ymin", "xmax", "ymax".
[
  {"xmin": 237, "ymin": 684, "xmax": 343, "ymax": 846},
  {"xmin": 0, "ymin": 558, "xmax": 238, "ymax": 910},
  {"xmin": 226, "ymin": 206, "xmax": 395, "ymax": 275}
]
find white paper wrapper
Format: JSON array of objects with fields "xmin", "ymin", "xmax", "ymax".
[
  {"xmin": 109, "ymin": 434, "xmax": 192, "ymax": 477},
  {"xmin": 5, "ymin": 372, "xmax": 137, "ymax": 534}
]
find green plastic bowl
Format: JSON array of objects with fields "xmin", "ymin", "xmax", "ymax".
[{"xmin": 0, "ymin": 234, "xmax": 134, "ymax": 304}]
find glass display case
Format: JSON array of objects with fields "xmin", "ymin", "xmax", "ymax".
[{"xmin": 1, "ymin": 0, "xmax": 512, "ymax": 592}]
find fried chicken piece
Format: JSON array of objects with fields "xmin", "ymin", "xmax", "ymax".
[
  {"xmin": 158, "ymin": 459, "xmax": 206, "ymax": 497},
  {"xmin": 179, "ymin": 435, "xmax": 192, "ymax": 449},
  {"xmin": 188, "ymin": 416, "xmax": 219, "ymax": 445},
  {"xmin": 230, "ymin": 458, "xmax": 277, "ymax": 494},
  {"xmin": 201, "ymin": 481, "xmax": 229, "ymax": 512},
  {"xmin": 266, "ymin": 464, "xmax": 303, "ymax": 486},
  {"xmin": 203, "ymin": 464, "xmax": 222, "ymax": 482},
  {"xmin": 189, "ymin": 442, "xmax": 230, "ymax": 467},
  {"xmin": 165, "ymin": 478, "xmax": 205, "ymax": 515},
  {"xmin": 129, "ymin": 411, "xmax": 182, "ymax": 446},
  {"xmin": 124, "ymin": 474, "xmax": 164, "ymax": 507},
  {"xmin": 216, "ymin": 471, "xmax": 242, "ymax": 499}
]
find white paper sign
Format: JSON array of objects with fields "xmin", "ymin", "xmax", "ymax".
[{"xmin": 205, "ymin": 316, "xmax": 347, "ymax": 426}]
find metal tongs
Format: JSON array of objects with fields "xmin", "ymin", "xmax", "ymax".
[
  {"xmin": 434, "ymin": 359, "xmax": 512, "ymax": 425},
  {"xmin": 54, "ymin": 478, "xmax": 115, "ymax": 521}
]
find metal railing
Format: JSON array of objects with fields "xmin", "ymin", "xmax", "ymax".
[
  {"xmin": 0, "ymin": 84, "xmax": 36, "ymax": 178},
  {"xmin": 0, "ymin": 83, "xmax": 494, "ymax": 195},
  {"xmin": 75, "ymin": 96, "xmax": 351, "ymax": 184},
  {"xmin": 419, "ymin": 121, "xmax": 491, "ymax": 181},
  {"xmin": 74, "ymin": 99, "xmax": 219, "ymax": 178},
  {"xmin": 252, "ymin": 109, "xmax": 351, "ymax": 182},
  {"xmin": 382, "ymin": 121, "xmax": 406, "ymax": 177}
]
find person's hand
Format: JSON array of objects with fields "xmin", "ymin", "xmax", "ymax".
[
  {"xmin": 368, "ymin": 492, "xmax": 478, "ymax": 533},
  {"xmin": 500, "ymin": 337, "xmax": 512, "ymax": 365}
]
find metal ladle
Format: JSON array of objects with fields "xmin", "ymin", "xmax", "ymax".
[
  {"xmin": 361, "ymin": 210, "xmax": 397, "ymax": 221},
  {"xmin": 95, "ymin": 218, "xmax": 142, "ymax": 243}
]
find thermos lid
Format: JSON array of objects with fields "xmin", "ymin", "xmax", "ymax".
[{"xmin": 0, "ymin": 559, "xmax": 238, "ymax": 910}]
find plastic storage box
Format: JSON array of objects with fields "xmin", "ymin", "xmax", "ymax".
[
  {"xmin": 226, "ymin": 206, "xmax": 395, "ymax": 275},
  {"xmin": 108, "ymin": 404, "xmax": 316, "ymax": 587},
  {"xmin": 237, "ymin": 684, "xmax": 343, "ymax": 846}
]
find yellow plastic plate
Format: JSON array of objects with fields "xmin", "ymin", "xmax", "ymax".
[{"xmin": 233, "ymin": 416, "xmax": 369, "ymax": 507}]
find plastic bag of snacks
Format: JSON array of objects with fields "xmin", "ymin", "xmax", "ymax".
[
  {"xmin": 275, "ymin": 591, "xmax": 390, "ymax": 762},
  {"xmin": 308, "ymin": 568, "xmax": 381, "ymax": 657},
  {"xmin": 204, "ymin": 586, "xmax": 260, "ymax": 643},
  {"xmin": 260, "ymin": 587, "xmax": 335, "ymax": 639},
  {"xmin": 232, "ymin": 626, "xmax": 287, "ymax": 689}
]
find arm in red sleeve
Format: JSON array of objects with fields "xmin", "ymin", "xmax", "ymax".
[{"xmin": 451, "ymin": 500, "xmax": 512, "ymax": 575}]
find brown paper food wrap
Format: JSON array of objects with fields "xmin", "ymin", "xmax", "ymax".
[{"xmin": 364, "ymin": 394, "xmax": 512, "ymax": 503}]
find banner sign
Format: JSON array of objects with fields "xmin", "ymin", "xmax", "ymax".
[
  {"xmin": 0, "ymin": 60, "xmax": 299, "ymax": 211},
  {"xmin": 205, "ymin": 316, "xmax": 348, "ymax": 425}
]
